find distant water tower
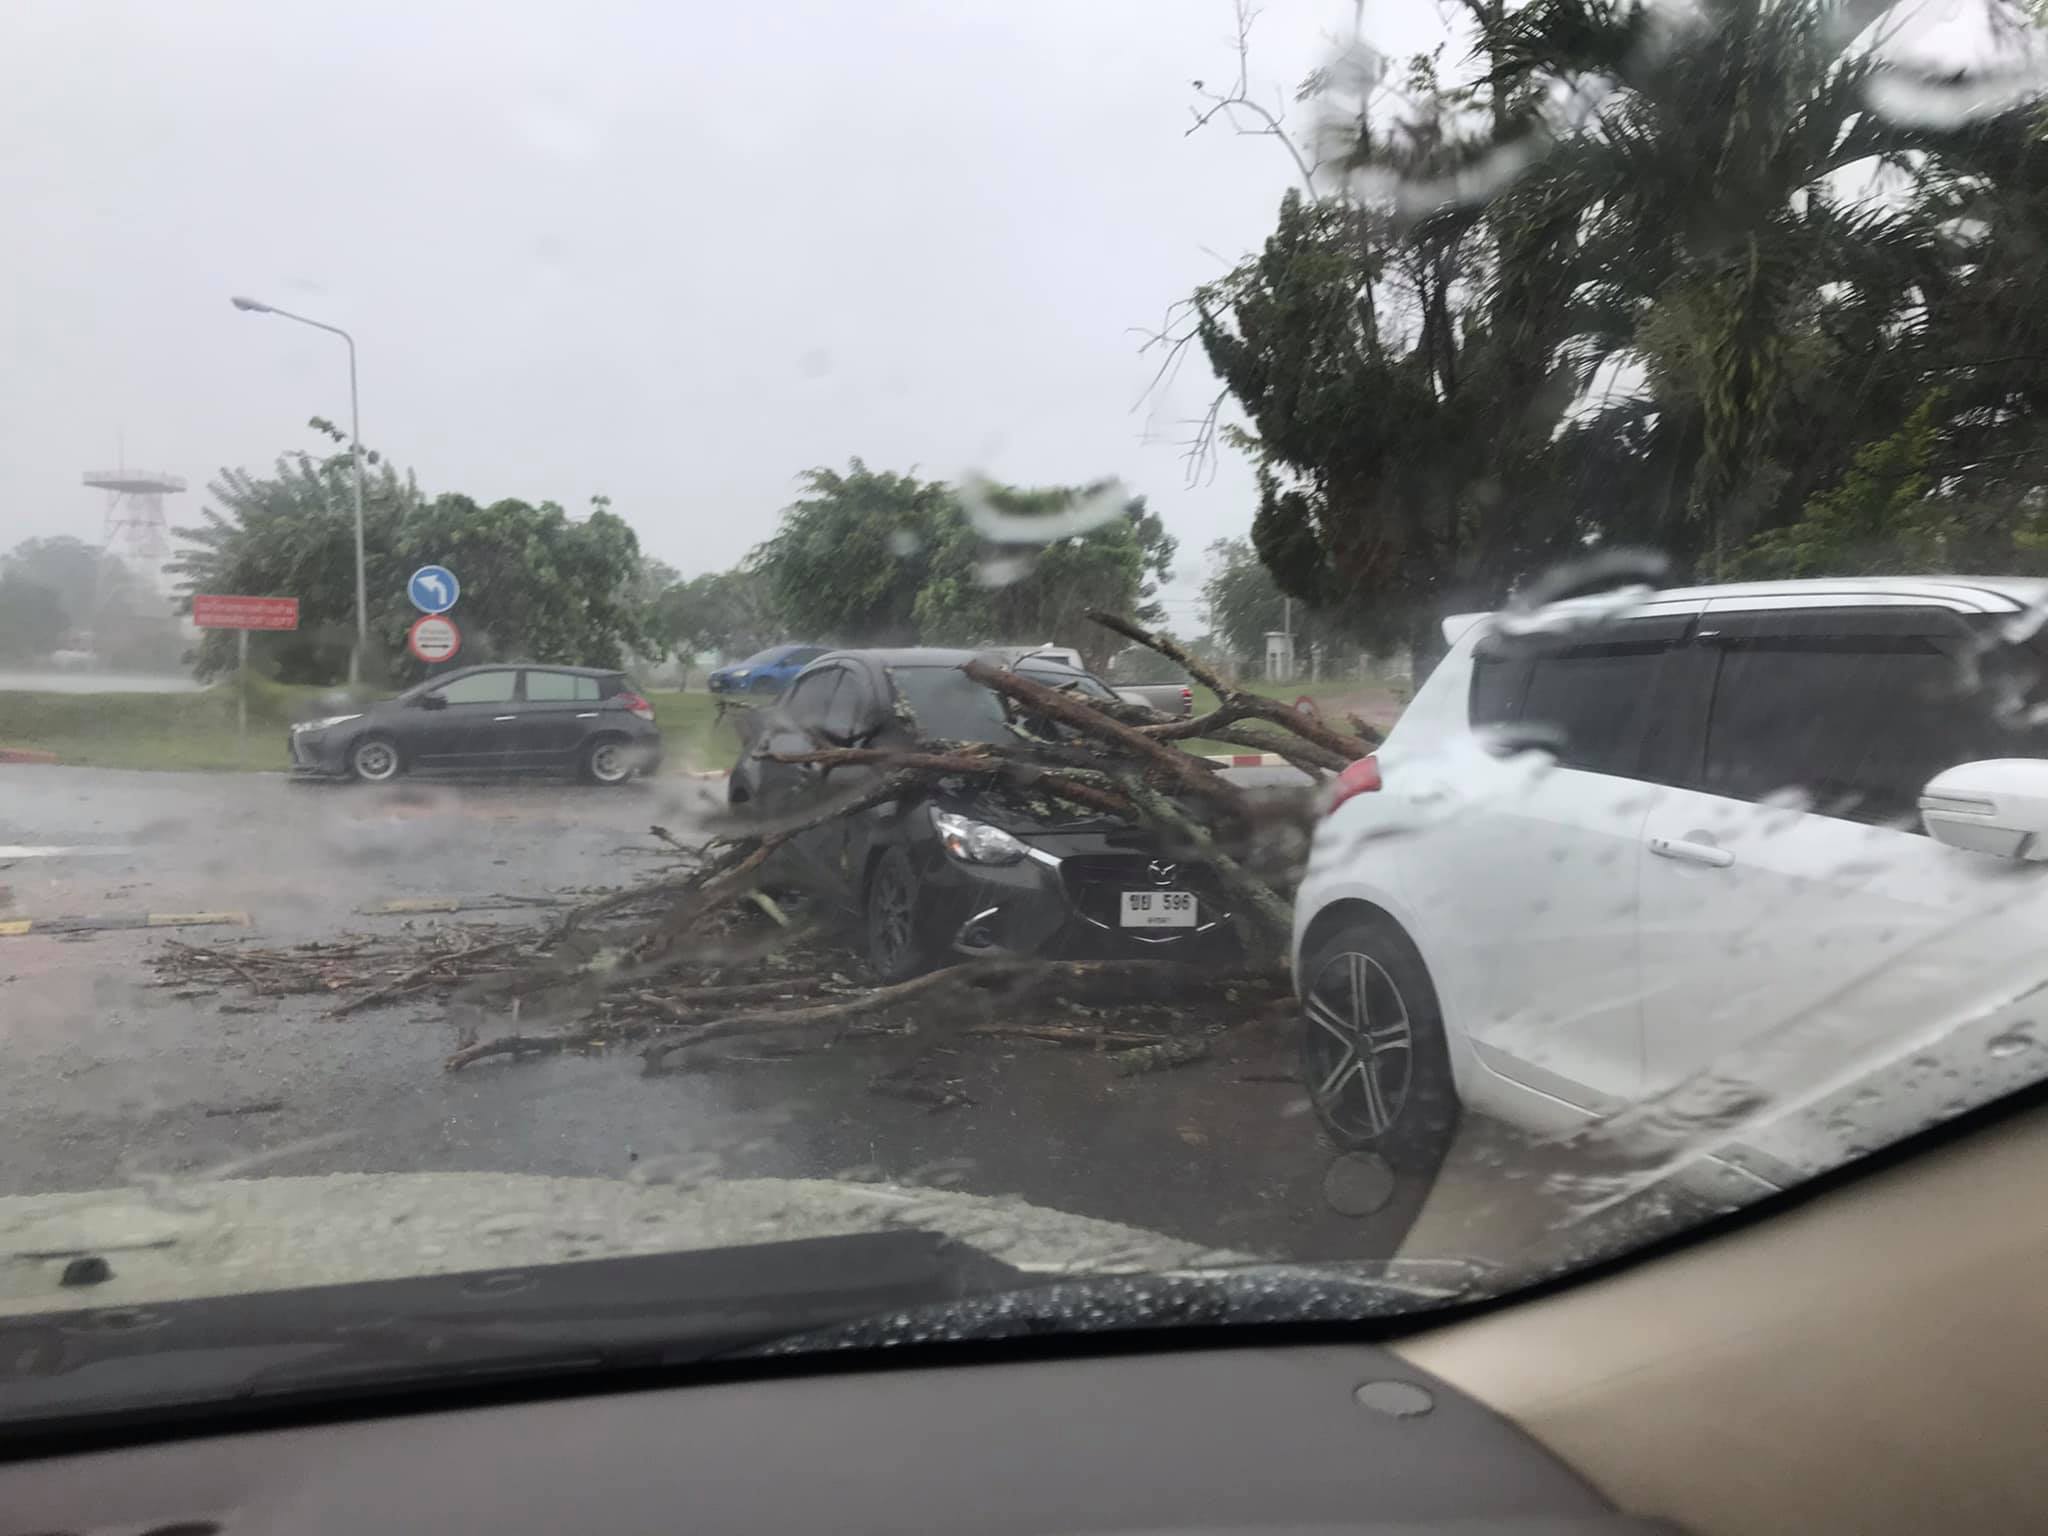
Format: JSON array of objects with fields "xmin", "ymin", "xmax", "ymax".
[{"xmin": 82, "ymin": 466, "xmax": 186, "ymax": 585}]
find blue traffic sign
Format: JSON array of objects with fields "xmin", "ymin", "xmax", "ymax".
[{"xmin": 408, "ymin": 565, "xmax": 459, "ymax": 614}]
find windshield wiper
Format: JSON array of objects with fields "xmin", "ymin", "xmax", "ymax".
[{"xmin": 0, "ymin": 1230, "xmax": 1024, "ymax": 1443}]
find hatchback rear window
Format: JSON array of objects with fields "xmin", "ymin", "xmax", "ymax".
[
  {"xmin": 525, "ymin": 671, "xmax": 601, "ymax": 702},
  {"xmin": 1470, "ymin": 618, "xmax": 1687, "ymax": 778}
]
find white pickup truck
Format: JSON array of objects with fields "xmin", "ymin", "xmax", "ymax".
[{"xmin": 992, "ymin": 646, "xmax": 1193, "ymax": 718}]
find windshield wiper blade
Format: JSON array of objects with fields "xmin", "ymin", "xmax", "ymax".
[{"xmin": 0, "ymin": 1230, "xmax": 1024, "ymax": 1441}]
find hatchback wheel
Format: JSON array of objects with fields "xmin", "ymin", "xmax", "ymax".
[
  {"xmin": 865, "ymin": 847, "xmax": 930, "ymax": 983},
  {"xmin": 1299, "ymin": 912, "xmax": 1457, "ymax": 1174},
  {"xmin": 583, "ymin": 736, "xmax": 634, "ymax": 785},
  {"xmin": 348, "ymin": 734, "xmax": 402, "ymax": 784}
]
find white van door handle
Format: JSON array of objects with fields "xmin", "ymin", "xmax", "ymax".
[{"xmin": 1649, "ymin": 835, "xmax": 1734, "ymax": 868}]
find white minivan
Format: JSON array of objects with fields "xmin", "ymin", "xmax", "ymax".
[{"xmin": 1293, "ymin": 577, "xmax": 2048, "ymax": 1194}]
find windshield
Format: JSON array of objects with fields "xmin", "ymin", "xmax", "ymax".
[
  {"xmin": 887, "ymin": 665, "xmax": 1016, "ymax": 742},
  {"xmin": 1019, "ymin": 666, "xmax": 1119, "ymax": 702},
  {"xmin": 11, "ymin": 0, "xmax": 2048, "ymax": 1420}
]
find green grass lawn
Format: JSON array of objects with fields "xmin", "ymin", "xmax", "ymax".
[
  {"xmin": 0, "ymin": 684, "xmax": 328, "ymax": 772},
  {"xmin": 0, "ymin": 683, "xmax": 744, "ymax": 777},
  {"xmin": 0, "ymin": 675, "xmax": 1389, "ymax": 775},
  {"xmin": 646, "ymin": 689, "xmax": 741, "ymax": 773}
]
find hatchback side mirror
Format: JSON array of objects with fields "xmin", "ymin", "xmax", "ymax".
[
  {"xmin": 1920, "ymin": 759, "xmax": 2048, "ymax": 860},
  {"xmin": 417, "ymin": 693, "xmax": 447, "ymax": 711}
]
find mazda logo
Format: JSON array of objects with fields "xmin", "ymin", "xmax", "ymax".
[{"xmin": 1146, "ymin": 860, "xmax": 1179, "ymax": 887}]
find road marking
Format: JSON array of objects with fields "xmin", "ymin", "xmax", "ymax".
[
  {"xmin": 0, "ymin": 845, "xmax": 132, "ymax": 859},
  {"xmin": 0, "ymin": 911, "xmax": 250, "ymax": 937},
  {"xmin": 357, "ymin": 895, "xmax": 568, "ymax": 915}
]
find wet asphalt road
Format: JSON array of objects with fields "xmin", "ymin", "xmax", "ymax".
[{"xmin": 1, "ymin": 764, "xmax": 1555, "ymax": 1268}]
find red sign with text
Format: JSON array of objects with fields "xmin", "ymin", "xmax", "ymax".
[
  {"xmin": 407, "ymin": 614, "xmax": 462, "ymax": 664},
  {"xmin": 192, "ymin": 595, "xmax": 300, "ymax": 631}
]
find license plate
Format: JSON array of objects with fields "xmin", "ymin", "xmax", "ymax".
[{"xmin": 1120, "ymin": 890, "xmax": 1197, "ymax": 928}]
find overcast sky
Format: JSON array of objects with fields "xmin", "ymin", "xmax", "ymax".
[{"xmin": 1, "ymin": 0, "xmax": 1456, "ymax": 622}]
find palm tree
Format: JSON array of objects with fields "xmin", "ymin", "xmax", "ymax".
[{"xmin": 1451, "ymin": 0, "xmax": 1946, "ymax": 566}]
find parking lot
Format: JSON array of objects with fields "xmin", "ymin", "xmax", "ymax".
[{"xmin": 1, "ymin": 763, "xmax": 1592, "ymax": 1270}]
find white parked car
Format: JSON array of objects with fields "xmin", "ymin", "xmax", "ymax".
[{"xmin": 1293, "ymin": 576, "xmax": 2048, "ymax": 1197}]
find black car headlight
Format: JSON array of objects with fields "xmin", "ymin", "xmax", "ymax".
[
  {"xmin": 291, "ymin": 713, "xmax": 363, "ymax": 735},
  {"xmin": 931, "ymin": 808, "xmax": 1028, "ymax": 865}
]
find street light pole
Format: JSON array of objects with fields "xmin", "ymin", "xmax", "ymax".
[{"xmin": 231, "ymin": 295, "xmax": 369, "ymax": 685}]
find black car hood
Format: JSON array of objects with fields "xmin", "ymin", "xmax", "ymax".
[{"xmin": 927, "ymin": 782, "xmax": 1130, "ymax": 838}]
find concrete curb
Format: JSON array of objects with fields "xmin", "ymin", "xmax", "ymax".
[
  {"xmin": 0, "ymin": 911, "xmax": 250, "ymax": 938},
  {"xmin": 0, "ymin": 748, "xmax": 59, "ymax": 766},
  {"xmin": 1203, "ymin": 752, "xmax": 1294, "ymax": 768}
]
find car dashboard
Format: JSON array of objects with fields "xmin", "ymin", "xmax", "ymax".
[{"xmin": 0, "ymin": 1336, "xmax": 1677, "ymax": 1536}]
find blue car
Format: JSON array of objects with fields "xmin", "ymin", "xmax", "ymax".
[{"xmin": 707, "ymin": 643, "xmax": 829, "ymax": 697}]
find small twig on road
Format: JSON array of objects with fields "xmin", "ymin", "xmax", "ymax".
[
  {"xmin": 648, "ymin": 823, "xmax": 694, "ymax": 855},
  {"xmin": 964, "ymin": 1023, "xmax": 1171, "ymax": 1049},
  {"xmin": 330, "ymin": 934, "xmax": 524, "ymax": 1017},
  {"xmin": 1110, "ymin": 1037, "xmax": 1213, "ymax": 1076}
]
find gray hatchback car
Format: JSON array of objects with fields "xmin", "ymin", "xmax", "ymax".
[{"xmin": 288, "ymin": 664, "xmax": 662, "ymax": 784}]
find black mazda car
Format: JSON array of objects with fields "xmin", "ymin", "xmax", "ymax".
[
  {"xmin": 728, "ymin": 648, "xmax": 1232, "ymax": 980},
  {"xmin": 288, "ymin": 663, "xmax": 662, "ymax": 784}
]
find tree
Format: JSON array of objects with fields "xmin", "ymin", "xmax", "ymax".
[
  {"xmin": 172, "ymin": 432, "xmax": 656, "ymax": 683},
  {"xmin": 652, "ymin": 567, "xmax": 783, "ymax": 663},
  {"xmin": 0, "ymin": 571, "xmax": 65, "ymax": 660},
  {"xmin": 1201, "ymin": 537, "xmax": 1345, "ymax": 670},
  {"xmin": 1173, "ymin": 0, "xmax": 2006, "ymax": 662},
  {"xmin": 383, "ymin": 495, "xmax": 657, "ymax": 677},
  {"xmin": 2, "ymin": 536, "xmax": 105, "ymax": 626},
  {"xmin": 913, "ymin": 483, "xmax": 1178, "ymax": 671},
  {"xmin": 1, "ymin": 535, "xmax": 182, "ymax": 670},
  {"xmin": 171, "ymin": 446, "xmax": 422, "ymax": 682},
  {"xmin": 1193, "ymin": 33, "xmax": 1600, "ymax": 667},
  {"xmin": 1463, "ymin": 0, "xmax": 1940, "ymax": 566},
  {"xmin": 1733, "ymin": 392, "xmax": 1953, "ymax": 577},
  {"xmin": 749, "ymin": 461, "xmax": 954, "ymax": 645}
]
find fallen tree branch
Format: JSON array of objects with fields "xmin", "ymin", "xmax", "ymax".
[
  {"xmin": 1084, "ymin": 608, "xmax": 1380, "ymax": 762},
  {"xmin": 1123, "ymin": 781, "xmax": 1294, "ymax": 947},
  {"xmin": 636, "ymin": 961, "xmax": 1018, "ymax": 1071},
  {"xmin": 767, "ymin": 745, "xmax": 1139, "ymax": 820},
  {"xmin": 447, "ymin": 956, "xmax": 1234, "ymax": 1074},
  {"xmin": 963, "ymin": 658, "xmax": 1244, "ymax": 811},
  {"xmin": 963, "ymin": 1023, "xmax": 1170, "ymax": 1048},
  {"xmin": 331, "ymin": 934, "xmax": 523, "ymax": 1017},
  {"xmin": 631, "ymin": 978, "xmax": 841, "ymax": 1017},
  {"xmin": 1196, "ymin": 723, "xmax": 1349, "ymax": 775},
  {"xmin": 443, "ymin": 1017, "xmax": 660, "ymax": 1071},
  {"xmin": 1110, "ymin": 1037, "xmax": 1213, "ymax": 1075}
]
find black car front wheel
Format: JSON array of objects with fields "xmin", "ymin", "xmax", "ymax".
[
  {"xmin": 348, "ymin": 734, "xmax": 402, "ymax": 784},
  {"xmin": 865, "ymin": 847, "xmax": 932, "ymax": 983}
]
